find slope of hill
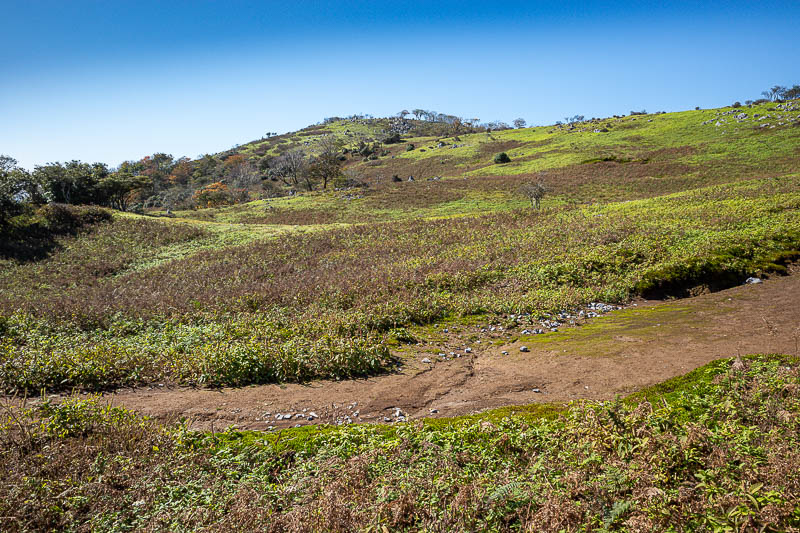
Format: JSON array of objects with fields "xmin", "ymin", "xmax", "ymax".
[
  {"xmin": 185, "ymin": 100, "xmax": 800, "ymax": 225},
  {"xmin": 1, "ymin": 101, "xmax": 799, "ymax": 392},
  {"xmin": 2, "ymin": 99, "xmax": 800, "ymax": 531}
]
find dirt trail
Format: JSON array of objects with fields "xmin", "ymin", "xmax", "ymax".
[{"xmin": 104, "ymin": 272, "xmax": 800, "ymax": 430}]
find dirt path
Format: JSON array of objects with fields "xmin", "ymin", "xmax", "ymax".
[{"xmin": 103, "ymin": 272, "xmax": 800, "ymax": 431}]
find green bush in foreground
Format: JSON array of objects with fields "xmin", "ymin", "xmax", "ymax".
[{"xmin": 1, "ymin": 355, "xmax": 799, "ymax": 531}]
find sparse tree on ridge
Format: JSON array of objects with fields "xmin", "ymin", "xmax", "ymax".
[
  {"xmin": 785, "ymin": 85, "xmax": 800, "ymax": 100},
  {"xmin": 513, "ymin": 118, "xmax": 527, "ymax": 129},
  {"xmin": 762, "ymin": 86, "xmax": 787, "ymax": 101}
]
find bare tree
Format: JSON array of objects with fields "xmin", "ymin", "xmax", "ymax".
[
  {"xmin": 449, "ymin": 117, "xmax": 464, "ymax": 135},
  {"xmin": 227, "ymin": 158, "xmax": 261, "ymax": 190},
  {"xmin": 762, "ymin": 86, "xmax": 787, "ymax": 101},
  {"xmin": 518, "ymin": 181, "xmax": 547, "ymax": 209},
  {"xmin": 270, "ymin": 150, "xmax": 307, "ymax": 188},
  {"xmin": 306, "ymin": 136, "xmax": 343, "ymax": 190}
]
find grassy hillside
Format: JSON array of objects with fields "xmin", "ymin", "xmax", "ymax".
[
  {"xmin": 1, "ymin": 100, "xmax": 800, "ymax": 531},
  {"xmin": 1, "ymin": 176, "xmax": 798, "ymax": 391},
  {"xmin": 187, "ymin": 100, "xmax": 800, "ymax": 225},
  {"xmin": 2, "ymin": 354, "xmax": 798, "ymax": 531},
  {"xmin": 1, "ymin": 101, "xmax": 799, "ymax": 392}
]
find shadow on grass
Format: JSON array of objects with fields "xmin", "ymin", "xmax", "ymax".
[{"xmin": 0, "ymin": 204, "xmax": 112, "ymax": 263}]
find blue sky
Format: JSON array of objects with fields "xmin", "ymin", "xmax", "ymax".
[{"xmin": 2, "ymin": 0, "xmax": 798, "ymax": 169}]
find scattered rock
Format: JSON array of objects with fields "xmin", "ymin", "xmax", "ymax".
[
  {"xmin": 745, "ymin": 277, "xmax": 763, "ymax": 284},
  {"xmin": 520, "ymin": 346, "xmax": 530, "ymax": 352}
]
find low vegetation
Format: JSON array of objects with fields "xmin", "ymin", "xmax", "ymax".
[
  {"xmin": 2, "ymin": 354, "xmax": 798, "ymax": 531},
  {"xmin": 1, "ymin": 176, "xmax": 797, "ymax": 391},
  {"xmin": 1, "ymin": 89, "xmax": 800, "ymax": 531}
]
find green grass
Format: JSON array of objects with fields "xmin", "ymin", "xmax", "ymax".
[
  {"xmin": 1, "ymin": 103, "xmax": 799, "ymax": 392},
  {"xmin": 2, "ymin": 100, "xmax": 800, "ymax": 530},
  {"xmin": 2, "ymin": 175, "xmax": 798, "ymax": 391},
  {"xmin": 514, "ymin": 303, "xmax": 693, "ymax": 354},
  {"xmin": 3, "ymin": 354, "xmax": 799, "ymax": 531},
  {"xmin": 385, "ymin": 103, "xmax": 800, "ymax": 181}
]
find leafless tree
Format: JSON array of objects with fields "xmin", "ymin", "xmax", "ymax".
[
  {"xmin": 306, "ymin": 136, "xmax": 343, "ymax": 190},
  {"xmin": 518, "ymin": 181, "xmax": 547, "ymax": 209},
  {"xmin": 227, "ymin": 159, "xmax": 261, "ymax": 190},
  {"xmin": 762, "ymin": 86, "xmax": 787, "ymax": 101},
  {"xmin": 270, "ymin": 150, "xmax": 306, "ymax": 188}
]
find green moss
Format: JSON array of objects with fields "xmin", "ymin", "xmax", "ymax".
[
  {"xmin": 514, "ymin": 303, "xmax": 693, "ymax": 352},
  {"xmin": 627, "ymin": 353, "xmax": 800, "ymax": 406}
]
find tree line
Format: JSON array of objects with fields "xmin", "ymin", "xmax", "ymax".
[{"xmin": 0, "ymin": 133, "xmax": 354, "ymax": 219}]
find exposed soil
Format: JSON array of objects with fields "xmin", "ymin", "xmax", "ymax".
[{"xmin": 99, "ymin": 271, "xmax": 800, "ymax": 431}]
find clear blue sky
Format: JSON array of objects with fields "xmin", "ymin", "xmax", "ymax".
[{"xmin": 2, "ymin": 0, "xmax": 798, "ymax": 169}]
